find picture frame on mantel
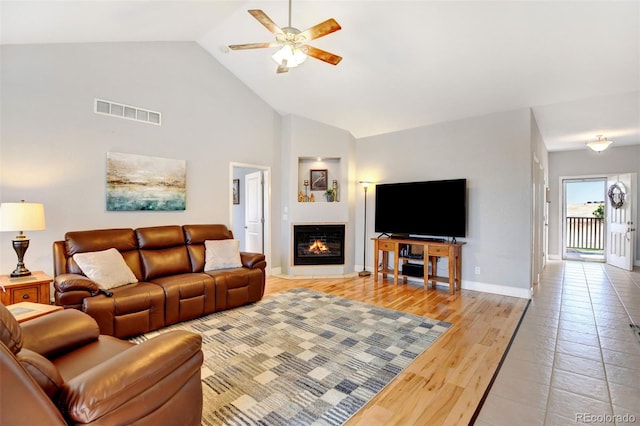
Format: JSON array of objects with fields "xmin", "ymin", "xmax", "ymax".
[{"xmin": 310, "ymin": 169, "xmax": 328, "ymax": 191}]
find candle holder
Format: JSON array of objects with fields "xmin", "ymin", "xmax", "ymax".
[
  {"xmin": 332, "ymin": 180, "xmax": 338, "ymax": 202},
  {"xmin": 303, "ymin": 180, "xmax": 309, "ymax": 202}
]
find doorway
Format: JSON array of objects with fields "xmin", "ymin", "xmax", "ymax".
[
  {"xmin": 230, "ymin": 163, "xmax": 271, "ymax": 275},
  {"xmin": 562, "ymin": 177, "xmax": 606, "ymax": 262}
]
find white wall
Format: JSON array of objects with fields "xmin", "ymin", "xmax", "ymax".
[
  {"xmin": 0, "ymin": 42, "xmax": 282, "ymax": 276},
  {"xmin": 548, "ymin": 145, "xmax": 640, "ymax": 261},
  {"xmin": 356, "ymin": 108, "xmax": 534, "ymax": 297}
]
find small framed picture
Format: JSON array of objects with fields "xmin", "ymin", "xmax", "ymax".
[
  {"xmin": 233, "ymin": 179, "xmax": 240, "ymax": 204},
  {"xmin": 310, "ymin": 169, "xmax": 328, "ymax": 191}
]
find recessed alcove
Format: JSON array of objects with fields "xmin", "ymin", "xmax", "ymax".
[{"xmin": 297, "ymin": 157, "xmax": 341, "ymax": 203}]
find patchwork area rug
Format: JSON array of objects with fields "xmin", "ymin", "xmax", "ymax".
[{"xmin": 131, "ymin": 288, "xmax": 452, "ymax": 425}]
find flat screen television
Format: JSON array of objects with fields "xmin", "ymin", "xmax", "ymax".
[{"xmin": 374, "ymin": 178, "xmax": 467, "ymax": 240}]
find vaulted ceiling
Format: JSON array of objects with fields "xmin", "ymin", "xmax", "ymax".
[{"xmin": 2, "ymin": 1, "xmax": 638, "ymax": 151}]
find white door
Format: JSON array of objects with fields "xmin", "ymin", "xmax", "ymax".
[
  {"xmin": 606, "ymin": 173, "xmax": 636, "ymax": 270},
  {"xmin": 244, "ymin": 171, "xmax": 264, "ymax": 253}
]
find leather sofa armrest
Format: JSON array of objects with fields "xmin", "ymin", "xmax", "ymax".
[
  {"xmin": 0, "ymin": 344, "xmax": 67, "ymax": 426},
  {"xmin": 61, "ymin": 330, "xmax": 203, "ymax": 424},
  {"xmin": 21, "ymin": 309, "xmax": 100, "ymax": 358},
  {"xmin": 17, "ymin": 348, "xmax": 64, "ymax": 400},
  {"xmin": 240, "ymin": 252, "xmax": 266, "ymax": 269},
  {"xmin": 54, "ymin": 273, "xmax": 99, "ymax": 295}
]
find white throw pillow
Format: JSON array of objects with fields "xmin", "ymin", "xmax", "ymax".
[
  {"xmin": 73, "ymin": 248, "xmax": 138, "ymax": 290},
  {"xmin": 205, "ymin": 239, "xmax": 242, "ymax": 271}
]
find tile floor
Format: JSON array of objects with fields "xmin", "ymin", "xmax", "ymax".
[{"xmin": 475, "ymin": 260, "xmax": 640, "ymax": 425}]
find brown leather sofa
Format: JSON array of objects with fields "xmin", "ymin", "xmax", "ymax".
[
  {"xmin": 53, "ymin": 224, "xmax": 266, "ymax": 338},
  {"xmin": 0, "ymin": 301, "xmax": 203, "ymax": 425}
]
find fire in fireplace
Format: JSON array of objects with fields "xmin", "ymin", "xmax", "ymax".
[
  {"xmin": 307, "ymin": 239, "xmax": 331, "ymax": 254},
  {"xmin": 293, "ymin": 224, "xmax": 345, "ymax": 266}
]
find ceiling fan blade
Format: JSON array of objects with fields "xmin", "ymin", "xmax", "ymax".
[
  {"xmin": 228, "ymin": 42, "xmax": 280, "ymax": 50},
  {"xmin": 304, "ymin": 45, "xmax": 342, "ymax": 66},
  {"xmin": 298, "ymin": 18, "xmax": 341, "ymax": 42},
  {"xmin": 248, "ymin": 10, "xmax": 283, "ymax": 35}
]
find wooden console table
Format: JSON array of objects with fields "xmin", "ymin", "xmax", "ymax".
[{"xmin": 372, "ymin": 237, "xmax": 464, "ymax": 294}]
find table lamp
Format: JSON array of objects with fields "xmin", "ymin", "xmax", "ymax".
[{"xmin": 0, "ymin": 200, "xmax": 46, "ymax": 277}]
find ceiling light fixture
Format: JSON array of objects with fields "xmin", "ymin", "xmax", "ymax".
[
  {"xmin": 272, "ymin": 44, "xmax": 308, "ymax": 70},
  {"xmin": 228, "ymin": 0, "xmax": 342, "ymax": 74},
  {"xmin": 271, "ymin": 26, "xmax": 308, "ymax": 72},
  {"xmin": 586, "ymin": 135, "xmax": 613, "ymax": 153}
]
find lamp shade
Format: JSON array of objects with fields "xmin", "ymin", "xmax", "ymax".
[{"xmin": 0, "ymin": 202, "xmax": 46, "ymax": 232}]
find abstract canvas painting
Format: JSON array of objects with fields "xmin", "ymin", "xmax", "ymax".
[{"xmin": 106, "ymin": 152, "xmax": 186, "ymax": 211}]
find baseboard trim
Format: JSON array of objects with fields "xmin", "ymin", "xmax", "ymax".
[
  {"xmin": 397, "ymin": 276, "xmax": 531, "ymax": 299},
  {"xmin": 268, "ymin": 267, "xmax": 282, "ymax": 276},
  {"xmin": 462, "ymin": 280, "xmax": 531, "ymax": 299}
]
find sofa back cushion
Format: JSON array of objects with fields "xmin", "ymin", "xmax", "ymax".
[
  {"xmin": 183, "ymin": 224, "xmax": 233, "ymax": 272},
  {"xmin": 65, "ymin": 229, "xmax": 143, "ymax": 280},
  {"xmin": 136, "ymin": 226, "xmax": 191, "ymax": 280}
]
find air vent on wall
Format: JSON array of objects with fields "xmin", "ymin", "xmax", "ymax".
[{"xmin": 95, "ymin": 98, "xmax": 161, "ymax": 126}]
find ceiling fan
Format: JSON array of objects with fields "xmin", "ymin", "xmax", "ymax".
[{"xmin": 228, "ymin": 0, "xmax": 342, "ymax": 74}]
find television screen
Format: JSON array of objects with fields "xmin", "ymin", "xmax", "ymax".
[{"xmin": 374, "ymin": 179, "xmax": 467, "ymax": 239}]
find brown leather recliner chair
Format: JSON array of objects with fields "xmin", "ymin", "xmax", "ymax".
[{"xmin": 0, "ymin": 302, "xmax": 204, "ymax": 425}]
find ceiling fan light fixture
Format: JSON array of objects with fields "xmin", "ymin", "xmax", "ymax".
[
  {"xmin": 586, "ymin": 135, "xmax": 613, "ymax": 152},
  {"xmin": 272, "ymin": 44, "xmax": 307, "ymax": 68},
  {"xmin": 228, "ymin": 3, "xmax": 341, "ymax": 74}
]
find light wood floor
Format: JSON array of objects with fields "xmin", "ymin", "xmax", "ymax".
[{"xmin": 265, "ymin": 274, "xmax": 529, "ymax": 426}]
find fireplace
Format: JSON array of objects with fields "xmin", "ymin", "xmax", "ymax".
[{"xmin": 293, "ymin": 224, "xmax": 345, "ymax": 266}]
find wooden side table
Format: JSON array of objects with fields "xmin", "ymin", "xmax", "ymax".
[
  {"xmin": 0, "ymin": 270, "xmax": 52, "ymax": 305},
  {"xmin": 7, "ymin": 302, "xmax": 62, "ymax": 323}
]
